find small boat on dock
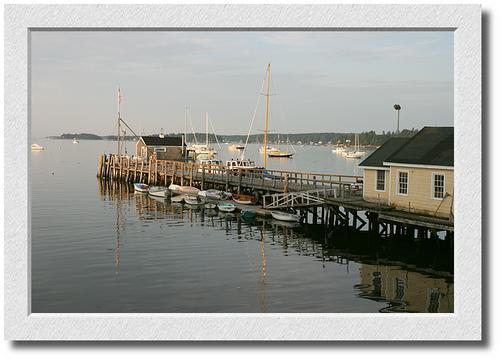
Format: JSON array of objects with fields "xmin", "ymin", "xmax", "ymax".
[
  {"xmin": 148, "ymin": 186, "xmax": 170, "ymax": 198},
  {"xmin": 31, "ymin": 143, "xmax": 44, "ymax": 151},
  {"xmin": 271, "ymin": 211, "xmax": 300, "ymax": 222},
  {"xmin": 217, "ymin": 202, "xmax": 236, "ymax": 213},
  {"xmin": 133, "ymin": 183, "xmax": 149, "ymax": 193},
  {"xmin": 232, "ymin": 193, "xmax": 258, "ymax": 205}
]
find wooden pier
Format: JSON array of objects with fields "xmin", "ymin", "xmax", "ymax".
[{"xmin": 97, "ymin": 154, "xmax": 454, "ymax": 239}]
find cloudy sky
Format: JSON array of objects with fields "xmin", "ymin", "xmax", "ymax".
[{"xmin": 30, "ymin": 31, "xmax": 453, "ymax": 138}]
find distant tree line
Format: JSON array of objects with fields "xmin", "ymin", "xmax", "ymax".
[{"xmin": 50, "ymin": 129, "xmax": 418, "ymax": 146}]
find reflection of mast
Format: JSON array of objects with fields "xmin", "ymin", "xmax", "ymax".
[
  {"xmin": 258, "ymin": 226, "xmax": 268, "ymax": 312},
  {"xmin": 114, "ymin": 182, "xmax": 122, "ymax": 276}
]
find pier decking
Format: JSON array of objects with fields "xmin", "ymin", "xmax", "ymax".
[{"xmin": 97, "ymin": 154, "xmax": 454, "ymax": 234}]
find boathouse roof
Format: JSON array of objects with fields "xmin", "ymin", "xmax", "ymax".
[
  {"xmin": 359, "ymin": 137, "xmax": 409, "ymax": 168},
  {"xmin": 385, "ymin": 127, "xmax": 454, "ymax": 167},
  {"xmin": 360, "ymin": 127, "xmax": 454, "ymax": 168},
  {"xmin": 139, "ymin": 136, "xmax": 183, "ymax": 147}
]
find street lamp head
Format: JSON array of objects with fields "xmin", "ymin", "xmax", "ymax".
[{"xmin": 394, "ymin": 104, "xmax": 401, "ymax": 111}]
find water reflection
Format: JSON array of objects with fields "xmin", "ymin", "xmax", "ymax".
[{"xmin": 97, "ymin": 179, "xmax": 453, "ymax": 313}]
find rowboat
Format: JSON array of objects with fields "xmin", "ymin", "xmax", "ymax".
[
  {"xmin": 241, "ymin": 210, "xmax": 256, "ymax": 221},
  {"xmin": 232, "ymin": 193, "xmax": 257, "ymax": 205},
  {"xmin": 148, "ymin": 186, "xmax": 170, "ymax": 198},
  {"xmin": 184, "ymin": 195, "xmax": 204, "ymax": 205},
  {"xmin": 133, "ymin": 183, "xmax": 149, "ymax": 193},
  {"xmin": 271, "ymin": 211, "xmax": 300, "ymax": 222},
  {"xmin": 204, "ymin": 203, "xmax": 217, "ymax": 209},
  {"xmin": 31, "ymin": 143, "xmax": 44, "ymax": 151},
  {"xmin": 217, "ymin": 202, "xmax": 236, "ymax": 213},
  {"xmin": 169, "ymin": 184, "xmax": 200, "ymax": 195},
  {"xmin": 171, "ymin": 195, "xmax": 185, "ymax": 203}
]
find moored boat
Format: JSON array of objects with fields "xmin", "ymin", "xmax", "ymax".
[
  {"xmin": 184, "ymin": 195, "xmax": 204, "ymax": 205},
  {"xmin": 204, "ymin": 203, "xmax": 217, "ymax": 209},
  {"xmin": 241, "ymin": 210, "xmax": 256, "ymax": 221},
  {"xmin": 217, "ymin": 202, "xmax": 236, "ymax": 213},
  {"xmin": 133, "ymin": 183, "xmax": 149, "ymax": 193},
  {"xmin": 31, "ymin": 143, "xmax": 44, "ymax": 151},
  {"xmin": 169, "ymin": 184, "xmax": 200, "ymax": 195},
  {"xmin": 148, "ymin": 186, "xmax": 170, "ymax": 198},
  {"xmin": 232, "ymin": 193, "xmax": 257, "ymax": 205},
  {"xmin": 271, "ymin": 211, "xmax": 300, "ymax": 222},
  {"xmin": 171, "ymin": 194, "xmax": 185, "ymax": 203}
]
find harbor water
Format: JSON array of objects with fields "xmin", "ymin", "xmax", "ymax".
[{"xmin": 31, "ymin": 139, "xmax": 453, "ymax": 313}]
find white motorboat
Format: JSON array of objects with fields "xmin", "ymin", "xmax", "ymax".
[
  {"xmin": 148, "ymin": 186, "xmax": 170, "ymax": 198},
  {"xmin": 271, "ymin": 211, "xmax": 300, "ymax": 222},
  {"xmin": 31, "ymin": 143, "xmax": 44, "ymax": 151},
  {"xmin": 184, "ymin": 195, "xmax": 204, "ymax": 205},
  {"xmin": 133, "ymin": 183, "xmax": 149, "ymax": 193},
  {"xmin": 217, "ymin": 202, "xmax": 236, "ymax": 213}
]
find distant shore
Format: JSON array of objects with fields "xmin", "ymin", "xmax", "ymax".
[{"xmin": 48, "ymin": 129, "xmax": 418, "ymax": 146}]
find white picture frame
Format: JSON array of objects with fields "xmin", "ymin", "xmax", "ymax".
[{"xmin": 4, "ymin": 4, "xmax": 481, "ymax": 341}]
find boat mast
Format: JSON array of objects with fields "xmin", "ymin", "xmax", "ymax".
[
  {"xmin": 117, "ymin": 86, "xmax": 121, "ymax": 157},
  {"xmin": 205, "ymin": 112, "xmax": 209, "ymax": 146},
  {"xmin": 264, "ymin": 63, "xmax": 271, "ymax": 168},
  {"xmin": 184, "ymin": 107, "xmax": 188, "ymax": 144}
]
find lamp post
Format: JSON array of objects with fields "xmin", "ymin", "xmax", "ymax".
[{"xmin": 393, "ymin": 104, "xmax": 401, "ymax": 134}]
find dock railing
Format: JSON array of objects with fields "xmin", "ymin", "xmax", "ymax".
[{"xmin": 99, "ymin": 155, "xmax": 363, "ymax": 194}]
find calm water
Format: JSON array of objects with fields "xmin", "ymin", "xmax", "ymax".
[{"xmin": 31, "ymin": 139, "xmax": 453, "ymax": 313}]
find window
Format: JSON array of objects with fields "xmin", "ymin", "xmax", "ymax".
[
  {"xmin": 397, "ymin": 171, "xmax": 408, "ymax": 195},
  {"xmin": 433, "ymin": 173, "xmax": 445, "ymax": 199},
  {"xmin": 376, "ymin": 170, "xmax": 385, "ymax": 191}
]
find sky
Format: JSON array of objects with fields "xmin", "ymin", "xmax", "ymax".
[{"xmin": 30, "ymin": 31, "xmax": 453, "ymax": 138}]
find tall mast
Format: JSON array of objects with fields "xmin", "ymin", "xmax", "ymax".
[
  {"xmin": 117, "ymin": 86, "xmax": 121, "ymax": 157},
  {"xmin": 264, "ymin": 63, "xmax": 271, "ymax": 169},
  {"xmin": 205, "ymin": 112, "xmax": 209, "ymax": 146},
  {"xmin": 184, "ymin": 107, "xmax": 188, "ymax": 144}
]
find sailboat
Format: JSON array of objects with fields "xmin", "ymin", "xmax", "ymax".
[
  {"xmin": 343, "ymin": 134, "xmax": 365, "ymax": 158},
  {"xmin": 260, "ymin": 64, "xmax": 294, "ymax": 160},
  {"xmin": 190, "ymin": 112, "xmax": 220, "ymax": 159}
]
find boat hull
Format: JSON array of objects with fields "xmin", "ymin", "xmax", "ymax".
[
  {"xmin": 217, "ymin": 203, "xmax": 236, "ymax": 212},
  {"xmin": 134, "ymin": 183, "xmax": 149, "ymax": 193},
  {"xmin": 271, "ymin": 211, "xmax": 299, "ymax": 222}
]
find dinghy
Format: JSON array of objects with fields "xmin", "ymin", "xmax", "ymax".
[
  {"xmin": 171, "ymin": 194, "xmax": 185, "ymax": 203},
  {"xmin": 168, "ymin": 184, "xmax": 182, "ymax": 193},
  {"xmin": 31, "ymin": 143, "xmax": 44, "ymax": 151},
  {"xmin": 204, "ymin": 203, "xmax": 217, "ymax": 209},
  {"xmin": 271, "ymin": 211, "xmax": 300, "ymax": 222},
  {"xmin": 232, "ymin": 193, "xmax": 257, "ymax": 205},
  {"xmin": 133, "ymin": 183, "xmax": 149, "ymax": 193},
  {"xmin": 184, "ymin": 195, "xmax": 204, "ymax": 205},
  {"xmin": 148, "ymin": 186, "xmax": 170, "ymax": 198},
  {"xmin": 241, "ymin": 210, "xmax": 256, "ymax": 221},
  {"xmin": 169, "ymin": 184, "xmax": 200, "ymax": 195},
  {"xmin": 217, "ymin": 202, "xmax": 236, "ymax": 213},
  {"xmin": 198, "ymin": 189, "xmax": 223, "ymax": 200}
]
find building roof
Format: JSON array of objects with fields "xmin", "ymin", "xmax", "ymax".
[
  {"xmin": 385, "ymin": 127, "xmax": 453, "ymax": 167},
  {"xmin": 140, "ymin": 136, "xmax": 183, "ymax": 146},
  {"xmin": 359, "ymin": 137, "xmax": 409, "ymax": 168}
]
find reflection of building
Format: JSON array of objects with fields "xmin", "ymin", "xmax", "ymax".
[
  {"xmin": 136, "ymin": 135, "xmax": 186, "ymax": 161},
  {"xmin": 360, "ymin": 127, "xmax": 453, "ymax": 219},
  {"xmin": 357, "ymin": 263, "xmax": 454, "ymax": 313}
]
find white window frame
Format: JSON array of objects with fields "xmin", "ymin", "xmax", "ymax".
[
  {"xmin": 396, "ymin": 170, "xmax": 409, "ymax": 196},
  {"xmin": 431, "ymin": 172, "xmax": 446, "ymax": 200},
  {"xmin": 375, "ymin": 169, "xmax": 386, "ymax": 192}
]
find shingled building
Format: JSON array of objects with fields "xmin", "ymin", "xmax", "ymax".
[{"xmin": 359, "ymin": 127, "xmax": 454, "ymax": 219}]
